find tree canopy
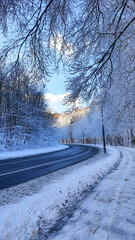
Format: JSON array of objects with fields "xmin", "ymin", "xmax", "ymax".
[{"xmin": 0, "ymin": 0, "xmax": 134, "ymax": 92}]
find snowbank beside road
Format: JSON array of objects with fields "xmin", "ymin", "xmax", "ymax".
[
  {"xmin": 48, "ymin": 147, "xmax": 135, "ymax": 240},
  {"xmin": 0, "ymin": 146, "xmax": 121, "ymax": 240},
  {"xmin": 0, "ymin": 144, "xmax": 69, "ymax": 160}
]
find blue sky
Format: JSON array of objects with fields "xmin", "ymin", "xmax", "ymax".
[
  {"xmin": 45, "ymin": 68, "xmax": 70, "ymax": 113},
  {"xmin": 46, "ymin": 69, "xmax": 66, "ymax": 95}
]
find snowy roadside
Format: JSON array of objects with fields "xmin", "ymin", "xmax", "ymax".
[
  {"xmin": 0, "ymin": 144, "xmax": 69, "ymax": 160},
  {"xmin": 47, "ymin": 146, "xmax": 135, "ymax": 240},
  {"xmin": 0, "ymin": 145, "xmax": 122, "ymax": 240}
]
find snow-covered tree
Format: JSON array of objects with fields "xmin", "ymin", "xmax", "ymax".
[
  {"xmin": 0, "ymin": 63, "xmax": 56, "ymax": 150},
  {"xmin": 0, "ymin": 0, "xmax": 134, "ymax": 85}
]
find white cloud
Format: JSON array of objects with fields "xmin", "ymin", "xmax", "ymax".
[
  {"xmin": 45, "ymin": 93, "xmax": 69, "ymax": 113},
  {"xmin": 45, "ymin": 92, "xmax": 86, "ymax": 113}
]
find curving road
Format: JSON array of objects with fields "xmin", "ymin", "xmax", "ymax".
[{"xmin": 0, "ymin": 144, "xmax": 99, "ymax": 189}]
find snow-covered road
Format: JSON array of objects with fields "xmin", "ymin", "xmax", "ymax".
[{"xmin": 0, "ymin": 145, "xmax": 135, "ymax": 240}]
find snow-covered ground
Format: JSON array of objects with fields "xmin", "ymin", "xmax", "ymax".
[
  {"xmin": 47, "ymin": 146, "xmax": 135, "ymax": 240},
  {"xmin": 0, "ymin": 145, "xmax": 135, "ymax": 240},
  {"xmin": 0, "ymin": 144, "xmax": 69, "ymax": 160}
]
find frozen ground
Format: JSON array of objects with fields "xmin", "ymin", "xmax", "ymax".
[{"xmin": 0, "ymin": 145, "xmax": 135, "ymax": 240}]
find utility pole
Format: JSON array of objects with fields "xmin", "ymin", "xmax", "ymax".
[
  {"xmin": 82, "ymin": 130, "xmax": 84, "ymax": 144},
  {"xmin": 101, "ymin": 107, "xmax": 106, "ymax": 153},
  {"xmin": 70, "ymin": 118, "xmax": 74, "ymax": 143}
]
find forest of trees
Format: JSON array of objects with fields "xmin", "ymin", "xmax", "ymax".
[
  {"xmin": 0, "ymin": 63, "xmax": 56, "ymax": 149},
  {"xmin": 0, "ymin": 0, "xmax": 134, "ymax": 149},
  {"xmin": 60, "ymin": 101, "xmax": 135, "ymax": 147}
]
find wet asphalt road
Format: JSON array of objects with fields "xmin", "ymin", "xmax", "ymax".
[{"xmin": 0, "ymin": 144, "xmax": 98, "ymax": 189}]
